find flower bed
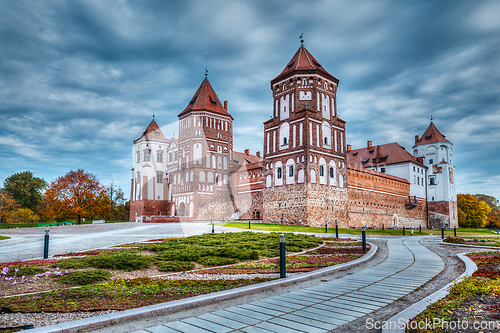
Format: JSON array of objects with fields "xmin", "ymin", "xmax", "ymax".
[
  {"xmin": 444, "ymin": 237, "xmax": 500, "ymax": 247},
  {"xmin": 408, "ymin": 251, "xmax": 500, "ymax": 332}
]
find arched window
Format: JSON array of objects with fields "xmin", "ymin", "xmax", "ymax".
[
  {"xmin": 319, "ymin": 165, "xmax": 324, "ymax": 177},
  {"xmin": 199, "ymin": 171, "xmax": 206, "ymax": 182},
  {"xmin": 217, "ymin": 156, "xmax": 222, "ymax": 169},
  {"xmin": 298, "ymin": 169, "xmax": 304, "ymax": 183},
  {"xmin": 330, "ymin": 167, "xmax": 334, "ymax": 178},
  {"xmin": 277, "ymin": 168, "xmax": 282, "ymax": 179},
  {"xmin": 218, "ymin": 132, "xmax": 222, "ymax": 138},
  {"xmin": 283, "ymin": 83, "xmax": 287, "ymax": 90},
  {"xmin": 324, "ymin": 137, "xmax": 328, "ymax": 145},
  {"xmin": 311, "ymin": 169, "xmax": 317, "ymax": 183},
  {"xmin": 266, "ymin": 175, "xmax": 272, "ymax": 187},
  {"xmin": 207, "ymin": 172, "xmax": 214, "ymax": 183},
  {"xmin": 196, "ymin": 130, "xmax": 200, "ymax": 136},
  {"xmin": 289, "ymin": 165, "xmax": 294, "ymax": 177},
  {"xmin": 283, "ymin": 137, "xmax": 287, "ymax": 145},
  {"xmin": 303, "ymin": 79, "xmax": 306, "ymax": 86}
]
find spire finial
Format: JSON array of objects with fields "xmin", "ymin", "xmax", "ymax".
[
  {"xmin": 205, "ymin": 67, "xmax": 208, "ymax": 78},
  {"xmin": 430, "ymin": 115, "xmax": 433, "ymax": 124},
  {"xmin": 299, "ymin": 33, "xmax": 304, "ymax": 46},
  {"xmin": 152, "ymin": 113, "xmax": 155, "ymax": 119}
]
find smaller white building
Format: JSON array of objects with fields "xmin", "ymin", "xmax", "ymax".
[{"xmin": 347, "ymin": 141, "xmax": 427, "ymax": 200}]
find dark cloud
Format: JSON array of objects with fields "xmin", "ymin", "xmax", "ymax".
[{"xmin": 0, "ymin": 0, "xmax": 499, "ymax": 199}]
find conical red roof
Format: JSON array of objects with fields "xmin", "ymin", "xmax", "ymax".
[
  {"xmin": 133, "ymin": 119, "xmax": 167, "ymax": 143},
  {"xmin": 272, "ymin": 46, "xmax": 339, "ymax": 84},
  {"xmin": 178, "ymin": 78, "xmax": 232, "ymax": 119},
  {"xmin": 413, "ymin": 122, "xmax": 450, "ymax": 148}
]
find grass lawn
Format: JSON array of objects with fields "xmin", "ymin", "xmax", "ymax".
[
  {"xmin": 408, "ymin": 252, "xmax": 500, "ymax": 332},
  {"xmin": 218, "ymin": 222, "xmax": 427, "ymax": 236},
  {"xmin": 425, "ymin": 228, "xmax": 500, "ymax": 237},
  {"xmin": 0, "ymin": 220, "xmax": 130, "ymax": 229},
  {"xmin": 0, "ymin": 235, "xmax": 10, "ymax": 241}
]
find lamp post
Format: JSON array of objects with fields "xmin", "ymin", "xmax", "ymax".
[
  {"xmin": 280, "ymin": 234, "xmax": 286, "ymax": 278},
  {"xmin": 362, "ymin": 225, "xmax": 367, "ymax": 252},
  {"xmin": 43, "ymin": 229, "xmax": 50, "ymax": 259}
]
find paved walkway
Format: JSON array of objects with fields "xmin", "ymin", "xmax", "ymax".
[{"xmin": 131, "ymin": 237, "xmax": 444, "ymax": 333}]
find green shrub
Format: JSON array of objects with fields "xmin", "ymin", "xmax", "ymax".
[
  {"xmin": 157, "ymin": 261, "xmax": 195, "ymax": 272},
  {"xmin": 54, "ymin": 251, "xmax": 152, "ymax": 271},
  {"xmin": 6, "ymin": 267, "xmax": 45, "ymax": 277},
  {"xmin": 53, "ymin": 257, "xmax": 90, "ymax": 269},
  {"xmin": 88, "ymin": 252, "xmax": 152, "ymax": 271},
  {"xmin": 197, "ymin": 256, "xmax": 239, "ymax": 267},
  {"xmin": 58, "ymin": 270, "xmax": 112, "ymax": 285}
]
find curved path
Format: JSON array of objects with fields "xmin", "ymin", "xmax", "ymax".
[{"xmin": 130, "ymin": 237, "xmax": 444, "ymax": 333}]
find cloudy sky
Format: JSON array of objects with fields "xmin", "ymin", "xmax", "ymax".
[{"xmin": 1, "ymin": 0, "xmax": 499, "ymax": 199}]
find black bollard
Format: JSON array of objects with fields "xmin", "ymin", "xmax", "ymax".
[
  {"xmin": 403, "ymin": 226, "xmax": 405, "ymax": 236},
  {"xmin": 442, "ymin": 227, "xmax": 444, "ymax": 239},
  {"xmin": 280, "ymin": 234, "xmax": 286, "ymax": 278},
  {"xmin": 211, "ymin": 218, "xmax": 214, "ymax": 234},
  {"xmin": 362, "ymin": 226, "xmax": 366, "ymax": 252},
  {"xmin": 419, "ymin": 225, "xmax": 421, "ymax": 233},
  {"xmin": 335, "ymin": 221, "xmax": 339, "ymax": 239},
  {"xmin": 454, "ymin": 226, "xmax": 456, "ymax": 237},
  {"xmin": 249, "ymin": 221, "xmax": 251, "ymax": 229},
  {"xmin": 325, "ymin": 223, "xmax": 328, "ymax": 234},
  {"xmin": 43, "ymin": 229, "xmax": 49, "ymax": 259},
  {"xmin": 411, "ymin": 226, "xmax": 413, "ymax": 235},
  {"xmin": 382, "ymin": 224, "xmax": 384, "ymax": 231}
]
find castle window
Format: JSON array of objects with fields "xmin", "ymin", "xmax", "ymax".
[
  {"xmin": 413, "ymin": 166, "xmax": 416, "ymax": 171},
  {"xmin": 169, "ymin": 153, "xmax": 172, "ymax": 162},
  {"xmin": 218, "ymin": 132, "xmax": 222, "ymax": 139},
  {"xmin": 174, "ymin": 152, "xmax": 178, "ymax": 160},
  {"xmin": 417, "ymin": 177, "xmax": 420, "ymax": 185},
  {"xmin": 156, "ymin": 172, "xmax": 163, "ymax": 183},
  {"xmin": 319, "ymin": 166, "xmax": 324, "ymax": 177},
  {"xmin": 283, "ymin": 83, "xmax": 287, "ymax": 90},
  {"xmin": 144, "ymin": 150, "xmax": 151, "ymax": 162},
  {"xmin": 277, "ymin": 168, "xmax": 282, "ymax": 179},
  {"xmin": 381, "ymin": 167, "xmax": 386, "ymax": 173},
  {"xmin": 157, "ymin": 152, "xmax": 163, "ymax": 163},
  {"xmin": 429, "ymin": 177, "xmax": 436, "ymax": 185},
  {"xmin": 283, "ymin": 137, "xmax": 287, "ymax": 146},
  {"xmin": 136, "ymin": 151, "xmax": 140, "ymax": 163},
  {"xmin": 303, "ymin": 79, "xmax": 306, "ymax": 86},
  {"xmin": 330, "ymin": 167, "xmax": 334, "ymax": 178},
  {"xmin": 324, "ymin": 137, "xmax": 328, "ymax": 145},
  {"xmin": 429, "ymin": 158, "xmax": 433, "ymax": 164},
  {"xmin": 289, "ymin": 165, "xmax": 294, "ymax": 177},
  {"xmin": 196, "ymin": 130, "xmax": 200, "ymax": 136}
]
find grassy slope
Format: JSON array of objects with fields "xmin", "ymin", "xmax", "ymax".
[
  {"xmin": 0, "ymin": 221, "xmax": 129, "ymax": 229},
  {"xmin": 0, "ymin": 235, "xmax": 11, "ymax": 241},
  {"xmin": 219, "ymin": 222, "xmax": 500, "ymax": 237},
  {"xmin": 218, "ymin": 222, "xmax": 427, "ymax": 236}
]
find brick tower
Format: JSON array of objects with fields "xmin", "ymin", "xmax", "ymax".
[
  {"xmin": 129, "ymin": 118, "xmax": 170, "ymax": 222},
  {"xmin": 413, "ymin": 120, "xmax": 458, "ymax": 228},
  {"xmin": 169, "ymin": 76, "xmax": 235, "ymax": 220},
  {"xmin": 262, "ymin": 44, "xmax": 349, "ymax": 227}
]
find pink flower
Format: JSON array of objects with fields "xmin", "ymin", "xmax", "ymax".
[{"xmin": 12, "ymin": 281, "xmax": 17, "ymax": 285}]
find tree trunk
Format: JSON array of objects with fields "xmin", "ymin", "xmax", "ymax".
[{"xmin": 78, "ymin": 215, "xmax": 81, "ymax": 224}]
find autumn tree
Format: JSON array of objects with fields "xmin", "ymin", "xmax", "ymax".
[
  {"xmin": 475, "ymin": 194, "xmax": 500, "ymax": 229},
  {"xmin": 43, "ymin": 169, "xmax": 111, "ymax": 224},
  {"xmin": 475, "ymin": 194, "xmax": 499, "ymax": 211},
  {"xmin": 457, "ymin": 194, "xmax": 491, "ymax": 228},
  {"xmin": 3, "ymin": 171, "xmax": 47, "ymax": 212},
  {"xmin": 0, "ymin": 190, "xmax": 21, "ymax": 223},
  {"xmin": 104, "ymin": 183, "xmax": 130, "ymax": 221}
]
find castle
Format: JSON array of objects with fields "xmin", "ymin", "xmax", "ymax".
[{"xmin": 130, "ymin": 45, "xmax": 458, "ymax": 229}]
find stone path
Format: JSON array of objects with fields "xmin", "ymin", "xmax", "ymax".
[{"xmin": 131, "ymin": 237, "xmax": 444, "ymax": 333}]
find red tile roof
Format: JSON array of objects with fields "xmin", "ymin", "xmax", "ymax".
[
  {"xmin": 233, "ymin": 151, "xmax": 263, "ymax": 165},
  {"xmin": 413, "ymin": 122, "xmax": 450, "ymax": 148},
  {"xmin": 272, "ymin": 46, "xmax": 339, "ymax": 84},
  {"xmin": 133, "ymin": 120, "xmax": 167, "ymax": 143},
  {"xmin": 178, "ymin": 78, "xmax": 232, "ymax": 119},
  {"xmin": 348, "ymin": 142, "xmax": 424, "ymax": 168}
]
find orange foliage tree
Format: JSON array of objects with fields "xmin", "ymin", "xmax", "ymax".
[
  {"xmin": 43, "ymin": 169, "xmax": 111, "ymax": 224},
  {"xmin": 0, "ymin": 190, "xmax": 21, "ymax": 223},
  {"xmin": 457, "ymin": 194, "xmax": 491, "ymax": 228}
]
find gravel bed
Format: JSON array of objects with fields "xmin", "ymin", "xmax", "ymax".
[
  {"xmin": 158, "ymin": 273, "xmax": 298, "ymax": 280},
  {"xmin": 0, "ymin": 310, "xmax": 118, "ymax": 330}
]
